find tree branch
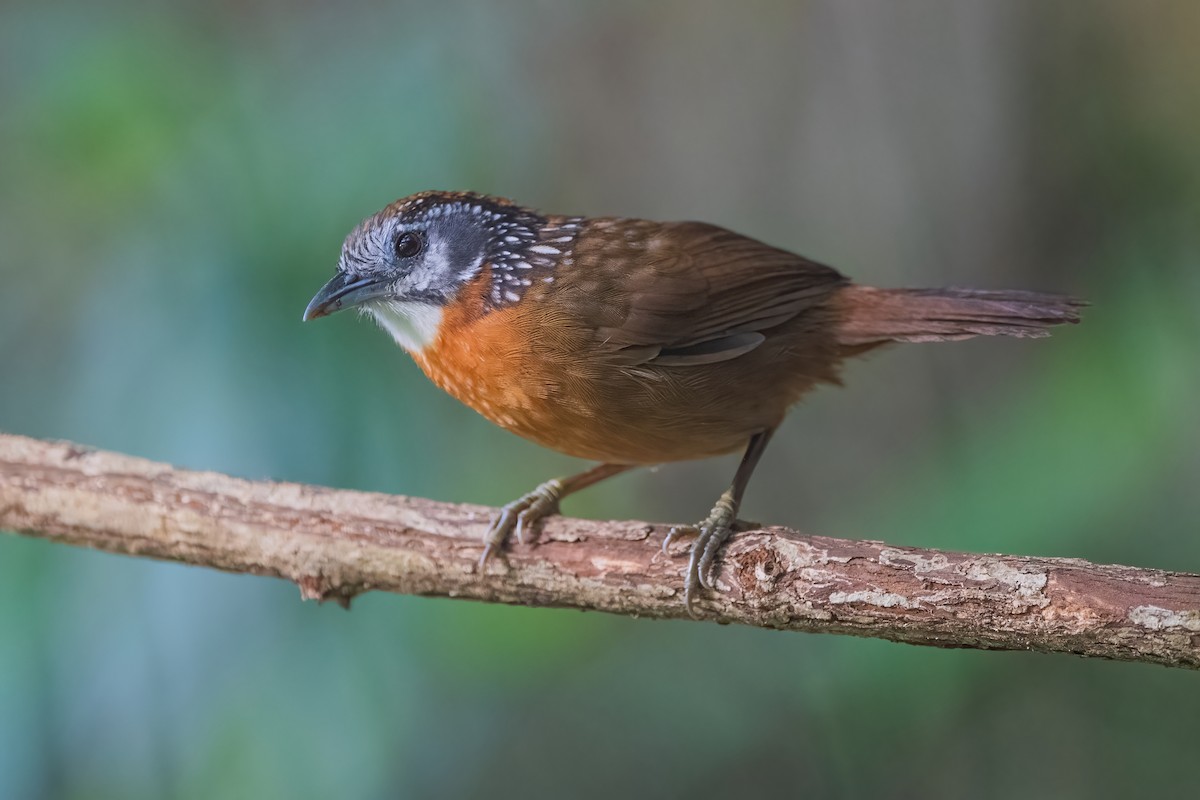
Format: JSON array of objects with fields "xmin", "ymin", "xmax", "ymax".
[{"xmin": 1, "ymin": 432, "xmax": 1197, "ymax": 668}]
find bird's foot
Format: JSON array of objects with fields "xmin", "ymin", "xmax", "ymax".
[
  {"xmin": 479, "ymin": 478, "xmax": 564, "ymax": 568},
  {"xmin": 662, "ymin": 490, "xmax": 739, "ymax": 616}
]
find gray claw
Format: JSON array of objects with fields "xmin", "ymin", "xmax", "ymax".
[
  {"xmin": 515, "ymin": 508, "xmax": 538, "ymax": 544},
  {"xmin": 683, "ymin": 543, "xmax": 703, "ymax": 616},
  {"xmin": 480, "ymin": 508, "xmax": 516, "ymax": 567},
  {"xmin": 697, "ymin": 527, "xmax": 729, "ymax": 589},
  {"xmin": 673, "ymin": 490, "xmax": 739, "ymax": 613},
  {"xmin": 478, "ymin": 479, "xmax": 565, "ymax": 567},
  {"xmin": 661, "ymin": 524, "xmax": 696, "ymax": 554}
]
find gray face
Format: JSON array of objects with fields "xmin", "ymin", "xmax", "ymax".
[
  {"xmin": 336, "ymin": 201, "xmax": 495, "ymax": 306},
  {"xmin": 304, "ymin": 192, "xmax": 559, "ymax": 322},
  {"xmin": 303, "ymin": 192, "xmax": 564, "ymax": 353}
]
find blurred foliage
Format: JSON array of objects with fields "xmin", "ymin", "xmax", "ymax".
[{"xmin": 2, "ymin": 2, "xmax": 1198, "ymax": 798}]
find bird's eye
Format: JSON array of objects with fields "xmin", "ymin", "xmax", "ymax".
[{"xmin": 394, "ymin": 231, "xmax": 423, "ymax": 259}]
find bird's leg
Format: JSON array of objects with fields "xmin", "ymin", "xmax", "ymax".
[
  {"xmin": 663, "ymin": 428, "xmax": 776, "ymax": 615},
  {"xmin": 479, "ymin": 462, "xmax": 633, "ymax": 567}
]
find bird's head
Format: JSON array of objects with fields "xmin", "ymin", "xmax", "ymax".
[{"xmin": 303, "ymin": 191, "xmax": 555, "ymax": 353}]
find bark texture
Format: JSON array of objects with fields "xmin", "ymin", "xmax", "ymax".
[{"xmin": 1, "ymin": 433, "xmax": 1197, "ymax": 669}]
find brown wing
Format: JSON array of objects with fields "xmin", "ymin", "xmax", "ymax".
[{"xmin": 568, "ymin": 219, "xmax": 848, "ymax": 366}]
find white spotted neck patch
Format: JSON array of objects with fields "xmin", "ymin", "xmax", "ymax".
[{"xmin": 486, "ymin": 216, "xmax": 582, "ymax": 308}]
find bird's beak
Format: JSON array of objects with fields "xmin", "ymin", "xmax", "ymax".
[{"xmin": 302, "ymin": 273, "xmax": 391, "ymax": 321}]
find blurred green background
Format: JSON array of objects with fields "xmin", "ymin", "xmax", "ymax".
[{"xmin": 2, "ymin": 1, "xmax": 1198, "ymax": 798}]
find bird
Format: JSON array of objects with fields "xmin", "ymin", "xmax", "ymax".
[{"xmin": 303, "ymin": 190, "xmax": 1083, "ymax": 613}]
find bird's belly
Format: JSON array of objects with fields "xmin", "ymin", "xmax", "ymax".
[
  {"xmin": 506, "ymin": 374, "xmax": 765, "ymax": 464},
  {"xmin": 416, "ymin": 326, "xmax": 827, "ymax": 465},
  {"xmin": 420, "ymin": 358, "xmax": 762, "ymax": 463}
]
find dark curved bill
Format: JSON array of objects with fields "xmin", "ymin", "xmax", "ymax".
[{"xmin": 302, "ymin": 273, "xmax": 390, "ymax": 321}]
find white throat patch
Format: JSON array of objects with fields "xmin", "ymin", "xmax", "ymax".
[{"xmin": 366, "ymin": 300, "xmax": 443, "ymax": 354}]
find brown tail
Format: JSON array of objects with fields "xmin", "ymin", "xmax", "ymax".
[{"xmin": 836, "ymin": 285, "xmax": 1085, "ymax": 348}]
